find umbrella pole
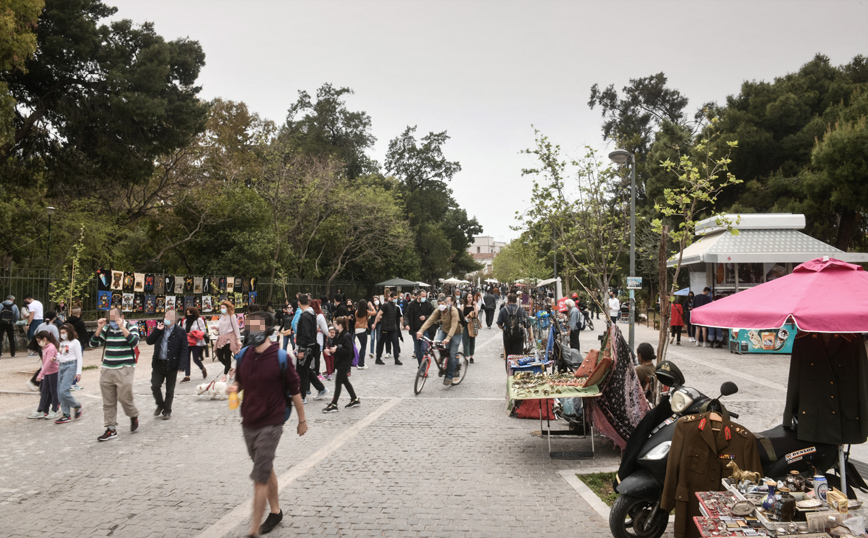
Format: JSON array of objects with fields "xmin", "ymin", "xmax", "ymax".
[{"xmin": 840, "ymin": 444, "xmax": 848, "ymax": 498}]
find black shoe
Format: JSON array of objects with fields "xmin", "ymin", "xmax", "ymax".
[
  {"xmin": 323, "ymin": 403, "xmax": 338, "ymax": 413},
  {"xmin": 469, "ymin": 357, "xmax": 474, "ymax": 364},
  {"xmin": 130, "ymin": 416, "xmax": 139, "ymax": 432},
  {"xmin": 97, "ymin": 428, "xmax": 118, "ymax": 442},
  {"xmin": 259, "ymin": 509, "xmax": 283, "ymax": 534},
  {"xmin": 394, "ymin": 359, "xmax": 403, "ymax": 366},
  {"xmin": 154, "ymin": 406, "xmax": 163, "ymax": 417},
  {"xmin": 375, "ymin": 359, "xmax": 385, "ymax": 365},
  {"xmin": 162, "ymin": 411, "xmax": 171, "ymax": 420},
  {"xmin": 345, "ymin": 399, "xmax": 360, "ymax": 408}
]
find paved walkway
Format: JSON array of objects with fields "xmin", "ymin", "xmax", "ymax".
[{"xmin": 0, "ymin": 317, "xmax": 847, "ymax": 537}]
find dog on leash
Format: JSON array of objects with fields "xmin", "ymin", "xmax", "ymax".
[{"xmin": 196, "ymin": 376, "xmax": 229, "ymax": 400}]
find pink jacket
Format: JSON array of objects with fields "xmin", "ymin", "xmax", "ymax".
[{"xmin": 37, "ymin": 343, "xmax": 59, "ymax": 380}]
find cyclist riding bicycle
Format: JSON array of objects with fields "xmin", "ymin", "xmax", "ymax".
[{"xmin": 417, "ymin": 294, "xmax": 462, "ymax": 387}]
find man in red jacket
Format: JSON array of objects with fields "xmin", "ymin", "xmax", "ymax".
[{"xmin": 229, "ymin": 312, "xmax": 308, "ymax": 537}]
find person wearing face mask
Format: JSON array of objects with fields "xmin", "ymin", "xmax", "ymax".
[
  {"xmin": 372, "ymin": 292, "xmax": 402, "ymax": 366},
  {"xmin": 418, "ymin": 294, "xmax": 462, "ymax": 386},
  {"xmin": 89, "ymin": 307, "xmax": 141, "ymax": 441},
  {"xmin": 181, "ymin": 307, "xmax": 208, "ymax": 382},
  {"xmin": 353, "ymin": 299, "xmax": 373, "ymax": 369},
  {"xmin": 295, "ymin": 294, "xmax": 326, "ymax": 404},
  {"xmin": 145, "ymin": 309, "xmax": 189, "ymax": 420},
  {"xmin": 54, "ymin": 323, "xmax": 84, "ymax": 424},
  {"xmin": 404, "ymin": 290, "xmax": 434, "ymax": 365},
  {"xmin": 216, "ymin": 301, "xmax": 243, "ymax": 375},
  {"xmin": 322, "ymin": 316, "xmax": 359, "ymax": 413}
]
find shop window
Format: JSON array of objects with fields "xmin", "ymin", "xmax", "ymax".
[
  {"xmin": 715, "ymin": 263, "xmax": 736, "ymax": 287},
  {"xmin": 738, "ymin": 263, "xmax": 763, "ymax": 285},
  {"xmin": 764, "ymin": 263, "xmax": 787, "ymax": 281}
]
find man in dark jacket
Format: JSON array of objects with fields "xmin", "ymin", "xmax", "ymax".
[
  {"xmin": 482, "ymin": 290, "xmax": 497, "ymax": 329},
  {"xmin": 373, "ymin": 291, "xmax": 402, "ymax": 365},
  {"xmin": 404, "ymin": 290, "xmax": 434, "ymax": 364},
  {"xmin": 66, "ymin": 306, "xmax": 89, "ymax": 353},
  {"xmin": 691, "ymin": 287, "xmax": 714, "ymax": 348},
  {"xmin": 295, "ymin": 294, "xmax": 326, "ymax": 403},
  {"xmin": 146, "ymin": 309, "xmax": 189, "ymax": 419}
]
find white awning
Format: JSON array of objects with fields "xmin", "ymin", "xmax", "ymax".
[
  {"xmin": 668, "ymin": 229, "xmax": 868, "ymax": 267},
  {"xmin": 536, "ymin": 277, "xmax": 562, "ymax": 288}
]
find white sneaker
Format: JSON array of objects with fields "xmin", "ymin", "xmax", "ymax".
[
  {"xmin": 689, "ymin": 337, "xmax": 695, "ymax": 342},
  {"xmin": 314, "ymin": 388, "xmax": 329, "ymax": 401},
  {"xmin": 26, "ymin": 380, "xmax": 39, "ymax": 391},
  {"xmin": 385, "ymin": 352, "xmax": 391, "ymax": 358},
  {"xmin": 704, "ymin": 342, "xmax": 710, "ymax": 348},
  {"xmin": 27, "ymin": 411, "xmax": 46, "ymax": 419},
  {"xmin": 695, "ymin": 341, "xmax": 701, "ymax": 347},
  {"xmin": 45, "ymin": 410, "xmax": 60, "ymax": 420}
]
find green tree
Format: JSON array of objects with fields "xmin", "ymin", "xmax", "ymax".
[
  {"xmin": 0, "ymin": 0, "xmax": 43, "ymax": 148},
  {"xmin": 0, "ymin": 0, "xmax": 208, "ymax": 190},
  {"xmin": 492, "ymin": 239, "xmax": 552, "ymax": 284}
]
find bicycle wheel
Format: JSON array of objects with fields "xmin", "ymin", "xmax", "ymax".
[
  {"xmin": 414, "ymin": 357, "xmax": 430, "ymax": 395},
  {"xmin": 452, "ymin": 353, "xmax": 470, "ymax": 385}
]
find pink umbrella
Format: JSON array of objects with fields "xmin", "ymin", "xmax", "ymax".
[{"xmin": 691, "ymin": 257, "xmax": 868, "ymax": 332}]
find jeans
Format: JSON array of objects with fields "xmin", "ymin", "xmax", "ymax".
[
  {"xmin": 369, "ymin": 325, "xmax": 380, "ymax": 355},
  {"xmin": 376, "ymin": 329, "xmax": 399, "ymax": 361},
  {"xmin": 151, "ymin": 360, "xmax": 177, "ymax": 414},
  {"xmin": 708, "ymin": 326, "xmax": 723, "ymax": 342},
  {"xmin": 282, "ymin": 334, "xmax": 293, "ymax": 351},
  {"xmin": 28, "ymin": 319, "xmax": 43, "ymax": 340},
  {"xmin": 355, "ymin": 331, "xmax": 368, "ymax": 367},
  {"xmin": 436, "ymin": 328, "xmax": 461, "ymax": 378},
  {"xmin": 38, "ymin": 372, "xmax": 59, "ymax": 413},
  {"xmin": 0, "ymin": 323, "xmax": 15, "ymax": 356},
  {"xmin": 411, "ymin": 328, "xmax": 434, "ymax": 365},
  {"xmin": 331, "ymin": 367, "xmax": 356, "ymax": 403},
  {"xmin": 57, "ymin": 361, "xmax": 81, "ymax": 416},
  {"xmin": 462, "ymin": 326, "xmax": 476, "ymax": 357},
  {"xmin": 185, "ymin": 346, "xmax": 205, "ymax": 376}
]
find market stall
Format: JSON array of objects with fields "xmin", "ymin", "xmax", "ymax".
[{"xmin": 668, "ymin": 213, "xmax": 868, "ymax": 354}]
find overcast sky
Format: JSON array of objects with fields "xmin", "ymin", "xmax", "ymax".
[{"xmin": 109, "ymin": 0, "xmax": 867, "ymax": 242}]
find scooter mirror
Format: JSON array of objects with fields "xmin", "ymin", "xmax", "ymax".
[{"xmin": 720, "ymin": 381, "xmax": 739, "ymax": 397}]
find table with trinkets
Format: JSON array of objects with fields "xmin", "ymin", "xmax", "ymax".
[{"xmin": 507, "ymin": 372, "xmax": 601, "ymax": 459}]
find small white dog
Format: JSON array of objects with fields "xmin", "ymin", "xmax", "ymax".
[{"xmin": 196, "ymin": 376, "xmax": 229, "ymax": 400}]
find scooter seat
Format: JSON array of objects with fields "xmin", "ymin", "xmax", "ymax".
[{"xmin": 755, "ymin": 425, "xmax": 814, "ymax": 465}]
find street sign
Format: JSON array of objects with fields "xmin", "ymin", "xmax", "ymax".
[{"xmin": 626, "ymin": 277, "xmax": 643, "ymax": 290}]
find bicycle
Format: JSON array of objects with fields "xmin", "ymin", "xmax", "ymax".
[{"xmin": 414, "ymin": 336, "xmax": 469, "ymax": 394}]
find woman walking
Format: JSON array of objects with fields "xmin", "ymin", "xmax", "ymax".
[
  {"xmin": 54, "ymin": 324, "xmax": 83, "ymax": 424},
  {"xmin": 310, "ymin": 299, "xmax": 330, "ymax": 388},
  {"xmin": 368, "ymin": 296, "xmax": 381, "ymax": 360},
  {"xmin": 670, "ymin": 298, "xmax": 685, "ymax": 346},
  {"xmin": 322, "ymin": 316, "xmax": 360, "ymax": 412},
  {"xmin": 182, "ymin": 307, "xmax": 208, "ymax": 382},
  {"xmin": 462, "ymin": 293, "xmax": 480, "ymax": 363},
  {"xmin": 354, "ymin": 299, "xmax": 372, "ymax": 369},
  {"xmin": 215, "ymin": 300, "xmax": 242, "ymax": 375}
]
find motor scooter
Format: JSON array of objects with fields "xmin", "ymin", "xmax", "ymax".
[{"xmin": 609, "ymin": 360, "xmax": 866, "ymax": 538}]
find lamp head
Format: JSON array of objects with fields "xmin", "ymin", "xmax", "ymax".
[
  {"xmin": 608, "ymin": 149, "xmax": 633, "ymax": 165},
  {"xmin": 46, "ymin": 206, "xmax": 56, "ymax": 216}
]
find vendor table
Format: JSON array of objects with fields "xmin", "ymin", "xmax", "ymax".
[{"xmin": 507, "ymin": 376, "xmax": 601, "ymax": 459}]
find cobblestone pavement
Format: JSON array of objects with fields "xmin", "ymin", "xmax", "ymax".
[{"xmin": 0, "ymin": 317, "xmax": 849, "ymax": 537}]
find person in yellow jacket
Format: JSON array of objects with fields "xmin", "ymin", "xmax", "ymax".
[{"xmin": 417, "ymin": 294, "xmax": 462, "ymax": 386}]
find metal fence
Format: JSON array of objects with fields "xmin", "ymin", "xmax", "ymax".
[{"xmin": 0, "ymin": 267, "xmax": 374, "ymax": 321}]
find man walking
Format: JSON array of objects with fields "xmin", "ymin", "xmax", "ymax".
[
  {"xmin": 607, "ymin": 291, "xmax": 621, "ymax": 326},
  {"xmin": 373, "ymin": 291, "xmax": 403, "ymax": 366},
  {"xmin": 691, "ymin": 287, "xmax": 721, "ymax": 348},
  {"xmin": 566, "ymin": 298, "xmax": 583, "ymax": 354},
  {"xmin": 90, "ymin": 307, "xmax": 140, "ymax": 441},
  {"xmin": 23, "ymin": 294, "xmax": 44, "ymax": 355},
  {"xmin": 404, "ymin": 290, "xmax": 434, "ymax": 365},
  {"xmin": 482, "ymin": 289, "xmax": 497, "ymax": 329},
  {"xmin": 146, "ymin": 309, "xmax": 188, "ymax": 420},
  {"xmin": 497, "ymin": 293, "xmax": 528, "ymax": 357},
  {"xmin": 228, "ymin": 312, "xmax": 307, "ymax": 538},
  {"xmin": 66, "ymin": 306, "xmax": 89, "ymax": 353},
  {"xmin": 295, "ymin": 294, "xmax": 326, "ymax": 403},
  {"xmin": 0, "ymin": 295, "xmax": 19, "ymax": 358},
  {"xmin": 418, "ymin": 295, "xmax": 462, "ymax": 386}
]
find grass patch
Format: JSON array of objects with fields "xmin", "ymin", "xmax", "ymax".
[
  {"xmin": 82, "ymin": 365, "xmax": 98, "ymax": 371},
  {"xmin": 577, "ymin": 471, "xmax": 619, "ymax": 507}
]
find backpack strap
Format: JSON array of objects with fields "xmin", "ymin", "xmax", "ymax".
[
  {"xmin": 235, "ymin": 346, "xmax": 249, "ymax": 369},
  {"xmin": 277, "ymin": 349, "xmax": 288, "ymax": 372}
]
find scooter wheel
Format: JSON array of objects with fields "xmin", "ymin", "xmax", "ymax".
[{"xmin": 609, "ymin": 494, "xmax": 668, "ymax": 538}]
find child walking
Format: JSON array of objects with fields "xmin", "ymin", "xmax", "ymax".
[
  {"xmin": 323, "ymin": 316, "xmax": 359, "ymax": 413},
  {"xmin": 27, "ymin": 331, "xmax": 60, "ymax": 420},
  {"xmin": 323, "ymin": 326, "xmax": 335, "ymax": 381},
  {"xmin": 55, "ymin": 323, "xmax": 84, "ymax": 424}
]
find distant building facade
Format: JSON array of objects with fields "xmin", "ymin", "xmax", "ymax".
[{"xmin": 468, "ymin": 235, "xmax": 507, "ymax": 276}]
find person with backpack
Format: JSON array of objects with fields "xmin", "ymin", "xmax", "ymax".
[
  {"xmin": 0, "ymin": 295, "xmax": 20, "ymax": 358},
  {"xmin": 295, "ymin": 294, "xmax": 327, "ymax": 404},
  {"xmin": 227, "ymin": 311, "xmax": 307, "ymax": 538},
  {"xmin": 89, "ymin": 306, "xmax": 141, "ymax": 441},
  {"xmin": 417, "ymin": 294, "xmax": 462, "ymax": 387},
  {"xmin": 497, "ymin": 293, "xmax": 528, "ymax": 357},
  {"xmin": 322, "ymin": 316, "xmax": 360, "ymax": 413}
]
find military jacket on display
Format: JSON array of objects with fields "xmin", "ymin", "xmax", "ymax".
[{"xmin": 661, "ymin": 411, "xmax": 762, "ymax": 538}]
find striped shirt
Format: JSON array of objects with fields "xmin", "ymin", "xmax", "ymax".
[{"xmin": 89, "ymin": 322, "xmax": 140, "ymax": 368}]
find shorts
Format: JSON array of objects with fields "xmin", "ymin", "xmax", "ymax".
[{"xmin": 242, "ymin": 424, "xmax": 284, "ymax": 484}]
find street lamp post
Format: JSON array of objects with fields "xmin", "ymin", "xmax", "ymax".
[
  {"xmin": 46, "ymin": 206, "xmax": 56, "ymax": 271},
  {"xmin": 608, "ymin": 149, "xmax": 636, "ymax": 351}
]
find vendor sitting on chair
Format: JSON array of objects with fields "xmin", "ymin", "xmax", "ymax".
[{"xmin": 635, "ymin": 342, "xmax": 656, "ymax": 399}]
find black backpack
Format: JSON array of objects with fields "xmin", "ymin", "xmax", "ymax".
[
  {"xmin": 0, "ymin": 303, "xmax": 13, "ymax": 325},
  {"xmin": 504, "ymin": 305, "xmax": 522, "ymax": 339}
]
